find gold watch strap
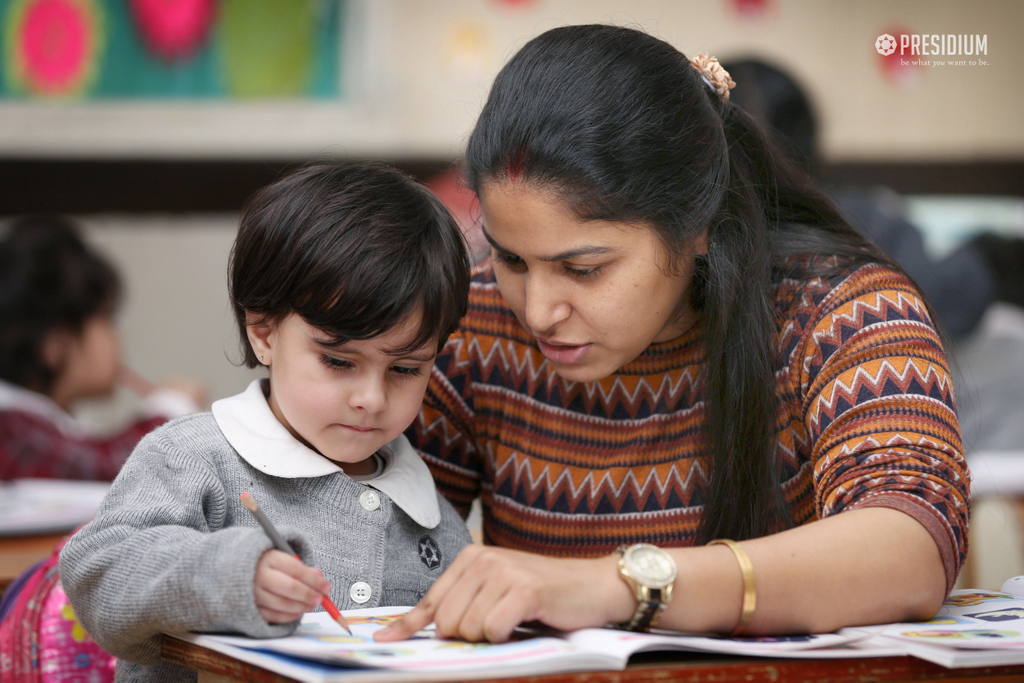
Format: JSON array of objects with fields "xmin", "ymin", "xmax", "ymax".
[
  {"xmin": 616, "ymin": 545, "xmax": 674, "ymax": 632},
  {"xmin": 624, "ymin": 587, "xmax": 667, "ymax": 631}
]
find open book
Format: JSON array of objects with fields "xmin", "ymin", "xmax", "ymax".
[
  {"xmin": 179, "ymin": 607, "xmax": 902, "ymax": 682},
  {"xmin": 179, "ymin": 579, "xmax": 1024, "ymax": 681}
]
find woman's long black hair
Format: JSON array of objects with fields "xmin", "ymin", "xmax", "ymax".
[{"xmin": 464, "ymin": 25, "xmax": 900, "ymax": 543}]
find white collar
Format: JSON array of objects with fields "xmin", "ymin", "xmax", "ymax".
[
  {"xmin": 0, "ymin": 379, "xmax": 85, "ymax": 437},
  {"xmin": 212, "ymin": 379, "xmax": 440, "ymax": 528}
]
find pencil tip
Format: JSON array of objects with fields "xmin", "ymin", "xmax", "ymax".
[{"xmin": 240, "ymin": 491, "xmax": 258, "ymax": 512}]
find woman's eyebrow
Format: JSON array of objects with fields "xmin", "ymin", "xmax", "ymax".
[
  {"xmin": 481, "ymin": 226, "xmax": 510, "ymax": 253},
  {"xmin": 481, "ymin": 226, "xmax": 614, "ymax": 262}
]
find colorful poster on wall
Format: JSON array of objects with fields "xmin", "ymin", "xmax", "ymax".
[{"xmin": 0, "ymin": 0, "xmax": 343, "ymax": 99}]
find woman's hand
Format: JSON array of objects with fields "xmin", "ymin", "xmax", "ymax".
[
  {"xmin": 375, "ymin": 545, "xmax": 635, "ymax": 643},
  {"xmin": 253, "ymin": 549, "xmax": 331, "ymax": 624}
]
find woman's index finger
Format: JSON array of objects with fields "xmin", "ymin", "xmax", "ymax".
[
  {"xmin": 373, "ymin": 602, "xmax": 436, "ymax": 641},
  {"xmin": 375, "ymin": 544, "xmax": 476, "ymax": 641}
]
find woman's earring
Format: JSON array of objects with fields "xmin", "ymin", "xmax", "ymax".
[{"xmin": 259, "ymin": 354, "xmax": 264, "ymax": 364}]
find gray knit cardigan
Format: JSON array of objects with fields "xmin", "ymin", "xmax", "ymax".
[{"xmin": 59, "ymin": 412, "xmax": 470, "ymax": 682}]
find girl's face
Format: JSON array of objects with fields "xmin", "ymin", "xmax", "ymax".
[
  {"xmin": 47, "ymin": 315, "xmax": 121, "ymax": 409},
  {"xmin": 479, "ymin": 182, "xmax": 704, "ymax": 383},
  {"xmin": 247, "ymin": 311, "xmax": 437, "ymax": 474}
]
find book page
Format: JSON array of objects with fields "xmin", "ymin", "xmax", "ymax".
[{"xmin": 187, "ymin": 607, "xmax": 626, "ymax": 677}]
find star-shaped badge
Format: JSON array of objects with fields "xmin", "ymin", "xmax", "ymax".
[{"xmin": 418, "ymin": 535, "xmax": 441, "ymax": 569}]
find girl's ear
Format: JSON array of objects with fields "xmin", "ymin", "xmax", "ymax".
[{"xmin": 245, "ymin": 311, "xmax": 276, "ymax": 365}]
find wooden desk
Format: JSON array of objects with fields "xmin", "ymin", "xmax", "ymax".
[
  {"xmin": 0, "ymin": 532, "xmax": 64, "ymax": 594},
  {"xmin": 162, "ymin": 635, "xmax": 1024, "ymax": 683}
]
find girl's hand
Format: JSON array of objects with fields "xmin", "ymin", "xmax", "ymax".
[
  {"xmin": 156, "ymin": 375, "xmax": 208, "ymax": 408},
  {"xmin": 254, "ymin": 549, "xmax": 331, "ymax": 624},
  {"xmin": 374, "ymin": 545, "xmax": 635, "ymax": 643},
  {"xmin": 119, "ymin": 365, "xmax": 208, "ymax": 411}
]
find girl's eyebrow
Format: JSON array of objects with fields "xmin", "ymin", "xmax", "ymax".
[
  {"xmin": 313, "ymin": 336, "xmax": 435, "ymax": 362},
  {"xmin": 384, "ymin": 348, "xmax": 436, "ymax": 361},
  {"xmin": 481, "ymin": 226, "xmax": 614, "ymax": 262}
]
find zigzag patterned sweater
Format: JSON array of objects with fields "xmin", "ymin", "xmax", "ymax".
[{"xmin": 409, "ymin": 260, "xmax": 970, "ymax": 591}]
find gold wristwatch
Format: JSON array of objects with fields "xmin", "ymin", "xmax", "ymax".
[{"xmin": 615, "ymin": 543, "xmax": 677, "ymax": 631}]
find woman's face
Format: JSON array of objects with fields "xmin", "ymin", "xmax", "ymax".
[{"xmin": 479, "ymin": 181, "xmax": 704, "ymax": 382}]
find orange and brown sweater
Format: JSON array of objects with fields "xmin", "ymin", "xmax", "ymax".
[{"xmin": 409, "ymin": 260, "xmax": 970, "ymax": 591}]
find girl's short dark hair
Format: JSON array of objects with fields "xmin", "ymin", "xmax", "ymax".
[
  {"xmin": 0, "ymin": 215, "xmax": 121, "ymax": 393},
  {"xmin": 229, "ymin": 162, "xmax": 471, "ymax": 366}
]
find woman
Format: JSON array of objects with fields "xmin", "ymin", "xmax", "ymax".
[{"xmin": 378, "ymin": 25, "xmax": 968, "ymax": 642}]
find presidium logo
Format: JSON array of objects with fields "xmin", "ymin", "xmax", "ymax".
[
  {"xmin": 876, "ymin": 34, "xmax": 898, "ymax": 55},
  {"xmin": 875, "ymin": 32, "xmax": 988, "ymax": 59}
]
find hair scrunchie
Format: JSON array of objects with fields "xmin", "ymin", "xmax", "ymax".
[{"xmin": 689, "ymin": 53, "xmax": 736, "ymax": 102}]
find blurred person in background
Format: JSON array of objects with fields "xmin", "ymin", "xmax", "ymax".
[
  {"xmin": 723, "ymin": 57, "xmax": 1024, "ymax": 340},
  {"xmin": 0, "ymin": 215, "xmax": 206, "ymax": 481},
  {"xmin": 723, "ymin": 58, "xmax": 1024, "ymax": 454}
]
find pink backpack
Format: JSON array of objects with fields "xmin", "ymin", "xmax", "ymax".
[{"xmin": 0, "ymin": 532, "xmax": 115, "ymax": 682}]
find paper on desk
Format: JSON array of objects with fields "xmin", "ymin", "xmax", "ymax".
[
  {"xmin": 0, "ymin": 478, "xmax": 110, "ymax": 535},
  {"xmin": 878, "ymin": 589, "xmax": 1024, "ymax": 649},
  {"xmin": 838, "ymin": 589, "xmax": 1024, "ymax": 668}
]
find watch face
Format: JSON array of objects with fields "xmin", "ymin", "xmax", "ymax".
[{"xmin": 626, "ymin": 544, "xmax": 677, "ymax": 587}]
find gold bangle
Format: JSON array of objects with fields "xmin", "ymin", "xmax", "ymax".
[{"xmin": 708, "ymin": 539, "xmax": 756, "ymax": 636}]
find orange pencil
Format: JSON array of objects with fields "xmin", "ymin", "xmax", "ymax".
[{"xmin": 240, "ymin": 491, "xmax": 352, "ymax": 634}]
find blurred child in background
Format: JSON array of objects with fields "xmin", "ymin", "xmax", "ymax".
[
  {"xmin": 722, "ymin": 57, "xmax": 1024, "ymax": 339},
  {"xmin": 0, "ymin": 215, "xmax": 205, "ymax": 481},
  {"xmin": 722, "ymin": 58, "xmax": 1024, "ymax": 453}
]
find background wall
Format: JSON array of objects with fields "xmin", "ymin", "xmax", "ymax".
[
  {"xmin": 72, "ymin": 215, "xmax": 243, "ymax": 425},
  {"xmin": 378, "ymin": 0, "xmax": 1024, "ymax": 163},
  {"xmin": 0, "ymin": 0, "xmax": 1020, "ymax": 161}
]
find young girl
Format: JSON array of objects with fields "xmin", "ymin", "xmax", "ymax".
[
  {"xmin": 0, "ymin": 216, "xmax": 203, "ymax": 481},
  {"xmin": 377, "ymin": 25, "xmax": 969, "ymax": 643},
  {"xmin": 59, "ymin": 162, "xmax": 473, "ymax": 681}
]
